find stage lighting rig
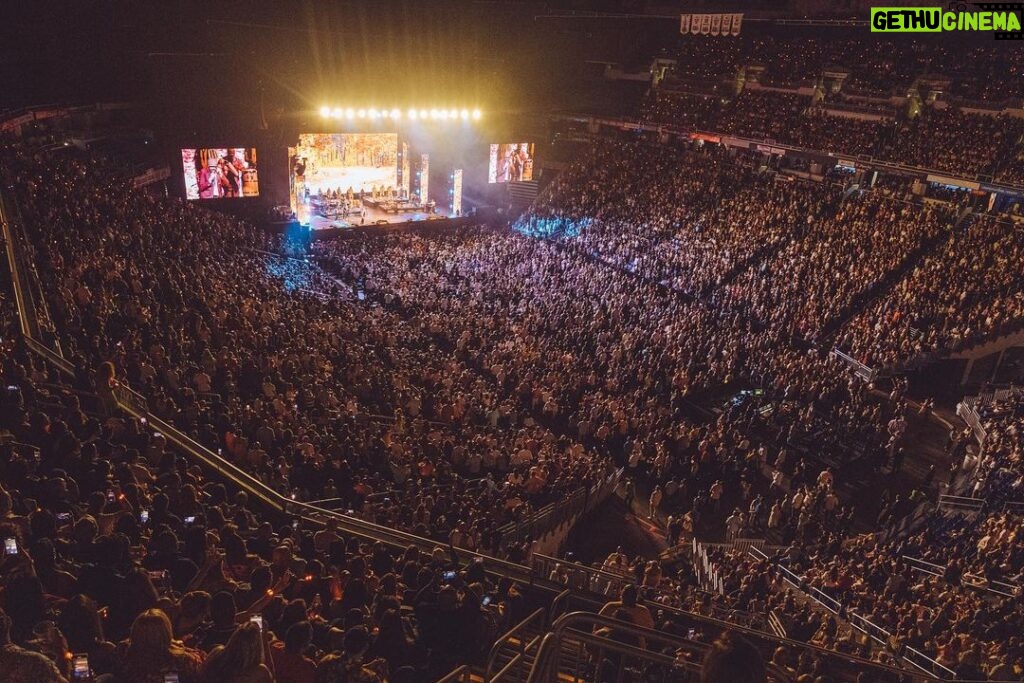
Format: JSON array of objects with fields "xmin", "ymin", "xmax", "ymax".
[{"xmin": 319, "ymin": 106, "xmax": 482, "ymax": 122}]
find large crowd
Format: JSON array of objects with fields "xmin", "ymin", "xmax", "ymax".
[
  {"xmin": 0, "ymin": 266, "xmax": 540, "ymax": 683},
  {"xmin": 661, "ymin": 33, "xmax": 1024, "ymax": 102},
  {"xmin": 3, "ymin": 85, "xmax": 1024, "ymax": 680},
  {"xmin": 838, "ymin": 214, "xmax": 1024, "ymax": 373},
  {"xmin": 4, "ymin": 151, "xmax": 616, "ymax": 563},
  {"xmin": 513, "ymin": 138, "xmax": 1021, "ymax": 676},
  {"xmin": 640, "ymin": 31, "xmax": 1024, "ymax": 180},
  {"xmin": 640, "ymin": 90, "xmax": 1024, "ymax": 179}
]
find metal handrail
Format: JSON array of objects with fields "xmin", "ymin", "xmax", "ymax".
[
  {"xmin": 547, "ymin": 588, "xmax": 572, "ymax": 625},
  {"xmin": 527, "ymin": 611, "xmax": 946, "ymax": 683},
  {"xmin": 2, "ymin": 188, "xmax": 547, "ymax": 587},
  {"xmin": 753, "ymin": 549, "xmax": 964, "ymax": 678},
  {"xmin": 961, "ymin": 573, "xmax": 1019, "ymax": 598},
  {"xmin": 532, "ymin": 553, "xmax": 635, "ymax": 591},
  {"xmin": 902, "ymin": 555, "xmax": 944, "ymax": 577},
  {"xmin": 937, "ymin": 494, "xmax": 986, "ymax": 513},
  {"xmin": 767, "ymin": 609, "xmax": 787, "ymax": 639},
  {"xmin": 484, "ymin": 608, "xmax": 545, "ymax": 682},
  {"xmin": 905, "ymin": 645, "xmax": 958, "ymax": 680},
  {"xmin": 107, "ymin": 385, "xmax": 552, "ymax": 583}
]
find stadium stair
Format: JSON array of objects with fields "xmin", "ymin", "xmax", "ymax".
[{"xmin": 817, "ymin": 206, "xmax": 966, "ymax": 345}]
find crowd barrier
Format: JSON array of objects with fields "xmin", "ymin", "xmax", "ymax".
[
  {"xmin": 0, "ymin": 184, "xmax": 553, "ymax": 588},
  {"xmin": 936, "ymin": 493, "xmax": 986, "ymax": 514},
  {"xmin": 497, "ymin": 467, "xmax": 624, "ymax": 553},
  {"xmin": 957, "ymin": 386, "xmax": 1021, "ymax": 445},
  {"xmin": 748, "ymin": 547, "xmax": 959, "ymax": 678},
  {"xmin": 830, "ymin": 347, "xmax": 880, "ymax": 382}
]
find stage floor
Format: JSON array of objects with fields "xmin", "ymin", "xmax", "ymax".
[{"xmin": 301, "ymin": 203, "xmax": 449, "ymax": 231}]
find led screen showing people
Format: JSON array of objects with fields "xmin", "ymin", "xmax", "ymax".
[
  {"xmin": 488, "ymin": 143, "xmax": 534, "ymax": 183},
  {"xmin": 182, "ymin": 148, "xmax": 258, "ymax": 200}
]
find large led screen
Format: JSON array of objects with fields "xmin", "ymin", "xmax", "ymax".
[
  {"xmin": 182, "ymin": 148, "xmax": 258, "ymax": 200},
  {"xmin": 488, "ymin": 143, "xmax": 535, "ymax": 183},
  {"xmin": 294, "ymin": 133, "xmax": 398, "ymax": 195}
]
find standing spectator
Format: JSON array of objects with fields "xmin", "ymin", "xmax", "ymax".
[
  {"xmin": 200, "ymin": 622, "xmax": 273, "ymax": 683},
  {"xmin": 115, "ymin": 609, "xmax": 205, "ymax": 683},
  {"xmin": 623, "ymin": 479, "xmax": 636, "ymax": 516},
  {"xmin": 0, "ymin": 608, "xmax": 67, "ymax": 683},
  {"xmin": 648, "ymin": 486, "xmax": 663, "ymax": 522}
]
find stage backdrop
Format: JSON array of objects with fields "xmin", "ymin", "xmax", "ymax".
[
  {"xmin": 294, "ymin": 133, "xmax": 398, "ymax": 196},
  {"xmin": 488, "ymin": 143, "xmax": 534, "ymax": 183},
  {"xmin": 182, "ymin": 147, "xmax": 259, "ymax": 200}
]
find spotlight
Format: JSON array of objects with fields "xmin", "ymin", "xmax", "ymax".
[
  {"xmin": 430, "ymin": 109, "xmax": 439, "ymax": 119},
  {"xmin": 332, "ymin": 108, "xmax": 342, "ymax": 118},
  {"xmin": 320, "ymin": 106, "xmax": 331, "ymax": 118},
  {"xmin": 449, "ymin": 109, "xmax": 458, "ymax": 119},
  {"xmin": 358, "ymin": 109, "xmax": 366, "ymax": 118},
  {"xmin": 346, "ymin": 108, "xmax": 354, "ymax": 119},
  {"xmin": 391, "ymin": 108, "xmax": 401, "ymax": 119},
  {"xmin": 472, "ymin": 109, "xmax": 481, "ymax": 120},
  {"xmin": 420, "ymin": 109, "xmax": 428, "ymax": 119},
  {"xmin": 460, "ymin": 109, "xmax": 469, "ymax": 120},
  {"xmin": 439, "ymin": 110, "xmax": 449, "ymax": 120},
  {"xmin": 408, "ymin": 109, "xmax": 418, "ymax": 120},
  {"xmin": 369, "ymin": 109, "xmax": 379, "ymax": 119}
]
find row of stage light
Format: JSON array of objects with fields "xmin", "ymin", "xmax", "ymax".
[{"xmin": 319, "ymin": 106, "xmax": 482, "ymax": 121}]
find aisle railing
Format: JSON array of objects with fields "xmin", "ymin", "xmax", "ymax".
[
  {"xmin": 749, "ymin": 547, "xmax": 960, "ymax": 679},
  {"xmin": 498, "ymin": 467, "xmax": 623, "ymax": 551},
  {"xmin": 1, "ymin": 186, "xmax": 545, "ymax": 587}
]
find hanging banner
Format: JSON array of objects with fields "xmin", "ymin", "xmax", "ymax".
[
  {"xmin": 730, "ymin": 13, "xmax": 744, "ymax": 35},
  {"xmin": 682, "ymin": 14, "xmax": 742, "ymax": 37},
  {"xmin": 132, "ymin": 165, "xmax": 170, "ymax": 189}
]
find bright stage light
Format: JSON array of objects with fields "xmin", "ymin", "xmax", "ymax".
[{"xmin": 321, "ymin": 106, "xmax": 479, "ymax": 122}]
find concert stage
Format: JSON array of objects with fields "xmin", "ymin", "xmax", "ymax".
[
  {"xmin": 271, "ymin": 215, "xmax": 471, "ymax": 241},
  {"xmin": 297, "ymin": 197, "xmax": 450, "ymax": 232}
]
